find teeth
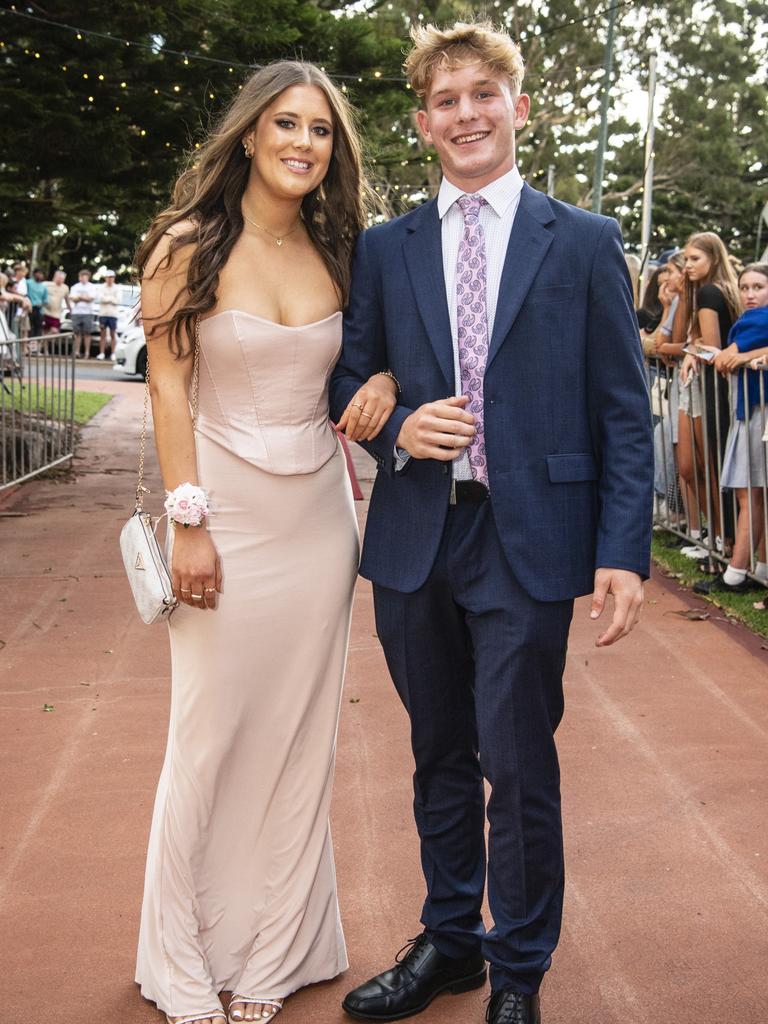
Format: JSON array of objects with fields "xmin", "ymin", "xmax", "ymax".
[
  {"xmin": 284, "ymin": 159, "xmax": 311, "ymax": 169},
  {"xmin": 455, "ymin": 132, "xmax": 488, "ymax": 144}
]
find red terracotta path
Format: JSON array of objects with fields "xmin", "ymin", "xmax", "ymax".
[{"xmin": 1, "ymin": 381, "xmax": 767, "ymax": 1024}]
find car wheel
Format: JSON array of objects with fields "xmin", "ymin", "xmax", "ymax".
[{"xmin": 136, "ymin": 346, "xmax": 147, "ymax": 381}]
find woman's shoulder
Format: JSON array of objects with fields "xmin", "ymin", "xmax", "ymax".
[
  {"xmin": 145, "ymin": 219, "xmax": 198, "ymax": 279},
  {"xmin": 697, "ymin": 282, "xmax": 726, "ymax": 309}
]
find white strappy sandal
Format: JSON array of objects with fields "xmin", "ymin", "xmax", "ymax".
[
  {"xmin": 228, "ymin": 995, "xmax": 283, "ymax": 1023},
  {"xmin": 165, "ymin": 1013, "xmax": 226, "ymax": 1024}
]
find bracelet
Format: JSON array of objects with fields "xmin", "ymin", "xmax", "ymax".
[
  {"xmin": 374, "ymin": 369, "xmax": 401, "ymax": 394},
  {"xmin": 164, "ymin": 482, "xmax": 210, "ymax": 528}
]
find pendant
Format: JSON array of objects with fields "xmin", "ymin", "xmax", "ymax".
[{"xmin": 276, "ymin": 239, "xmax": 283, "ymax": 246}]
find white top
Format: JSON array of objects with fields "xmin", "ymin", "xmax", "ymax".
[
  {"xmin": 98, "ymin": 283, "xmax": 120, "ymax": 318},
  {"xmin": 70, "ymin": 281, "xmax": 96, "ymax": 315},
  {"xmin": 397, "ymin": 165, "xmax": 524, "ymax": 479}
]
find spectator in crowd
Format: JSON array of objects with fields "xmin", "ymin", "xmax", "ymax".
[
  {"xmin": 69, "ymin": 268, "xmax": 96, "ymax": 359},
  {"xmin": 693, "ymin": 263, "xmax": 768, "ymax": 593},
  {"xmin": 676, "ymin": 232, "xmax": 741, "ymax": 554},
  {"xmin": 97, "ymin": 270, "xmax": 119, "ymax": 360},
  {"xmin": 26, "ymin": 268, "xmax": 48, "ymax": 342},
  {"xmin": 10, "ymin": 263, "xmax": 30, "ymax": 348},
  {"xmin": 647, "ymin": 253, "xmax": 686, "ymax": 520},
  {"xmin": 0, "ymin": 269, "xmax": 32, "ymax": 329},
  {"xmin": 43, "ymin": 269, "xmax": 71, "ymax": 341}
]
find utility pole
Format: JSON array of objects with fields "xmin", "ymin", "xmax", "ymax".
[
  {"xmin": 639, "ymin": 53, "xmax": 658, "ymax": 302},
  {"xmin": 591, "ymin": 0, "xmax": 619, "ymax": 214}
]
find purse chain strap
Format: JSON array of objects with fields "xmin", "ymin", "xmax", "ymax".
[{"xmin": 135, "ymin": 315, "xmax": 201, "ymax": 512}]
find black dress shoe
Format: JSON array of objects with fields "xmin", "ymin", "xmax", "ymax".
[
  {"xmin": 341, "ymin": 933, "xmax": 487, "ymax": 1021},
  {"xmin": 486, "ymin": 988, "xmax": 541, "ymax": 1024}
]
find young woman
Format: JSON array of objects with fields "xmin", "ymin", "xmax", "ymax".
[
  {"xmin": 694, "ymin": 264, "xmax": 768, "ymax": 594},
  {"xmin": 134, "ymin": 62, "xmax": 398, "ymax": 1024},
  {"xmin": 676, "ymin": 232, "xmax": 741, "ymax": 551}
]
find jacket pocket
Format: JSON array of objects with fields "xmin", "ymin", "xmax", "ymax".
[{"xmin": 546, "ymin": 453, "xmax": 599, "ymax": 483}]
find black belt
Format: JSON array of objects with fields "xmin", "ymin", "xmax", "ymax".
[{"xmin": 449, "ymin": 479, "xmax": 489, "ymax": 505}]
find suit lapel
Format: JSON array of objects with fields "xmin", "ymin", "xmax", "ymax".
[
  {"xmin": 403, "ymin": 200, "xmax": 455, "ymax": 388},
  {"xmin": 487, "ymin": 184, "xmax": 555, "ymax": 370}
]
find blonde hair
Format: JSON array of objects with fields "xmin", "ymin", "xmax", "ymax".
[{"xmin": 404, "ymin": 20, "xmax": 525, "ymax": 103}]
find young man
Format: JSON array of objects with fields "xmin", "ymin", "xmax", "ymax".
[
  {"xmin": 330, "ymin": 21, "xmax": 653, "ymax": 1024},
  {"xmin": 97, "ymin": 270, "xmax": 119, "ymax": 360},
  {"xmin": 27, "ymin": 268, "xmax": 49, "ymax": 341},
  {"xmin": 10, "ymin": 263, "xmax": 30, "ymax": 347},
  {"xmin": 43, "ymin": 269, "xmax": 70, "ymax": 335},
  {"xmin": 70, "ymin": 268, "xmax": 95, "ymax": 358}
]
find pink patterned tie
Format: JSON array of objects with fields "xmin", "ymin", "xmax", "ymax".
[{"xmin": 456, "ymin": 193, "xmax": 489, "ymax": 486}]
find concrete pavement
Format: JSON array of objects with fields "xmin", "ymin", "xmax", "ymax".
[{"xmin": 1, "ymin": 381, "xmax": 767, "ymax": 1024}]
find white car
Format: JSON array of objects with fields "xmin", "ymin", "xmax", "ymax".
[{"xmin": 113, "ymin": 321, "xmax": 147, "ymax": 379}]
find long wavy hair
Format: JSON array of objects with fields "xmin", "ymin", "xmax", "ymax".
[
  {"xmin": 136, "ymin": 61, "xmax": 378, "ymax": 356},
  {"xmin": 674, "ymin": 231, "xmax": 741, "ymax": 345}
]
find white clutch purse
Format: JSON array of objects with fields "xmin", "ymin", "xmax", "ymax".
[
  {"xmin": 119, "ymin": 509, "xmax": 176, "ymax": 624},
  {"xmin": 119, "ymin": 318, "xmax": 199, "ymax": 624}
]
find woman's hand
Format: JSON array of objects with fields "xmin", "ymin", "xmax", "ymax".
[
  {"xmin": 338, "ymin": 373, "xmax": 398, "ymax": 442},
  {"xmin": 751, "ymin": 354, "xmax": 768, "ymax": 370},
  {"xmin": 680, "ymin": 352, "xmax": 699, "ymax": 386},
  {"xmin": 171, "ymin": 526, "xmax": 222, "ymax": 610},
  {"xmin": 714, "ymin": 342, "xmax": 744, "ymax": 376}
]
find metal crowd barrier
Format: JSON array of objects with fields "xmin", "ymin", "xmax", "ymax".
[
  {"xmin": 1, "ymin": 333, "xmax": 77, "ymax": 490},
  {"xmin": 647, "ymin": 355, "xmax": 768, "ymax": 588}
]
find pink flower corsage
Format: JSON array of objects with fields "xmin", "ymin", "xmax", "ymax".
[{"xmin": 164, "ymin": 483, "xmax": 210, "ymax": 528}]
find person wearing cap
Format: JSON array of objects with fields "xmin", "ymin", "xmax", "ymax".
[{"xmin": 98, "ymin": 270, "xmax": 119, "ymax": 360}]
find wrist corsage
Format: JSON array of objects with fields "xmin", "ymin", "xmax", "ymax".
[{"xmin": 164, "ymin": 482, "xmax": 210, "ymax": 528}]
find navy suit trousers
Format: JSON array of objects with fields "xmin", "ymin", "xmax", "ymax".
[{"xmin": 373, "ymin": 499, "xmax": 574, "ymax": 994}]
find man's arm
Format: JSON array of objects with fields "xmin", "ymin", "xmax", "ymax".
[
  {"xmin": 586, "ymin": 219, "xmax": 654, "ymax": 646},
  {"xmin": 330, "ymin": 230, "xmax": 413, "ymax": 476}
]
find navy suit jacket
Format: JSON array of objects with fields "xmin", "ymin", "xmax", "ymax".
[{"xmin": 329, "ymin": 183, "xmax": 653, "ymax": 601}]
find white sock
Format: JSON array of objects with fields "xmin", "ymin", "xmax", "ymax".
[
  {"xmin": 755, "ymin": 561, "xmax": 768, "ymax": 581},
  {"xmin": 689, "ymin": 528, "xmax": 701, "ymax": 540},
  {"xmin": 723, "ymin": 565, "xmax": 747, "ymax": 586}
]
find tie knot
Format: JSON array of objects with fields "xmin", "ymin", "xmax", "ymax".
[{"xmin": 457, "ymin": 193, "xmax": 485, "ymax": 222}]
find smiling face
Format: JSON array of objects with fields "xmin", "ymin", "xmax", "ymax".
[
  {"xmin": 243, "ymin": 84, "xmax": 334, "ymax": 203},
  {"xmin": 684, "ymin": 244, "xmax": 712, "ymax": 283},
  {"xmin": 416, "ymin": 62, "xmax": 529, "ymax": 192},
  {"xmin": 739, "ymin": 270, "xmax": 768, "ymax": 310}
]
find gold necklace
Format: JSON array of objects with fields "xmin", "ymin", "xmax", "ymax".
[{"xmin": 241, "ymin": 209, "xmax": 302, "ymax": 247}]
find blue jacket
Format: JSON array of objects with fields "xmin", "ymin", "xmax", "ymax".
[{"xmin": 330, "ymin": 183, "xmax": 653, "ymax": 601}]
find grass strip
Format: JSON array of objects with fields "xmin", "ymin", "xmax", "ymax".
[
  {"xmin": 5, "ymin": 386, "xmax": 112, "ymax": 425},
  {"xmin": 652, "ymin": 532, "xmax": 768, "ymax": 641}
]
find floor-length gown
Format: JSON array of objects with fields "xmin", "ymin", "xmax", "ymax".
[{"xmin": 135, "ymin": 309, "xmax": 359, "ymax": 1018}]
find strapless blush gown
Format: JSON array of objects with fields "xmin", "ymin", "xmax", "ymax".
[{"xmin": 135, "ymin": 310, "xmax": 359, "ymax": 1018}]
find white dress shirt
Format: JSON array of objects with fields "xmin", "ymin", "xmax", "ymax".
[{"xmin": 397, "ymin": 164, "xmax": 524, "ymax": 479}]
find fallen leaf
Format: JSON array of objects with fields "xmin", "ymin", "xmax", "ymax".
[
  {"xmin": 42, "ymin": 703, "xmax": 55, "ymax": 712},
  {"xmin": 349, "ymin": 698, "xmax": 361, "ymax": 704}
]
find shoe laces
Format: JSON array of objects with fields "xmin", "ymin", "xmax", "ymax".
[
  {"xmin": 394, "ymin": 934, "xmax": 432, "ymax": 971},
  {"xmin": 485, "ymin": 989, "xmax": 528, "ymax": 1024}
]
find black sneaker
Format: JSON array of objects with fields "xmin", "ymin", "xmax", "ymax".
[{"xmin": 693, "ymin": 573, "xmax": 758, "ymax": 595}]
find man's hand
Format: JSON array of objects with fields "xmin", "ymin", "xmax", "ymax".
[
  {"xmin": 590, "ymin": 568, "xmax": 644, "ymax": 647},
  {"xmin": 396, "ymin": 396, "xmax": 475, "ymax": 460}
]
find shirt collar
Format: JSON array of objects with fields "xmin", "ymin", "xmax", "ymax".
[{"xmin": 437, "ymin": 165, "xmax": 524, "ymax": 220}]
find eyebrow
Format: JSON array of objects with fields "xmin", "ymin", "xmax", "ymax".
[
  {"xmin": 274, "ymin": 110, "xmax": 332, "ymax": 127},
  {"xmin": 431, "ymin": 79, "xmax": 499, "ymax": 99}
]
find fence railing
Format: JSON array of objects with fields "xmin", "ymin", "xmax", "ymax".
[
  {"xmin": 648, "ymin": 355, "xmax": 768, "ymax": 589},
  {"xmin": 1, "ymin": 334, "xmax": 77, "ymax": 490}
]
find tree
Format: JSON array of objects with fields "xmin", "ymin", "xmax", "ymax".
[{"xmin": 1, "ymin": 0, "xmax": 765, "ymax": 270}]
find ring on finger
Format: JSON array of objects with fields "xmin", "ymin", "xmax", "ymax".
[
  {"xmin": 361, "ymin": 411, "xmax": 373, "ymax": 418},
  {"xmin": 204, "ymin": 587, "xmax": 216, "ymax": 594},
  {"xmin": 191, "ymin": 593, "xmax": 203, "ymax": 600},
  {"xmin": 352, "ymin": 402, "xmax": 364, "ymax": 410}
]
